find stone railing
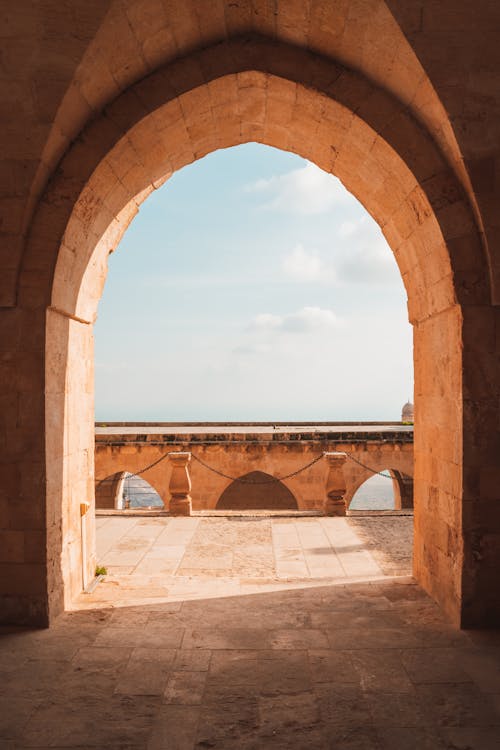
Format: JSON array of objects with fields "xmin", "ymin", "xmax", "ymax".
[{"xmin": 166, "ymin": 450, "xmax": 348, "ymax": 517}]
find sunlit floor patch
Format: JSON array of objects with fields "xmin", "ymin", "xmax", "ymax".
[{"xmin": 77, "ymin": 516, "xmax": 414, "ymax": 610}]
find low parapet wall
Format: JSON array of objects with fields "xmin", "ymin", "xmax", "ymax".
[{"xmin": 95, "ymin": 423, "xmax": 413, "ymax": 512}]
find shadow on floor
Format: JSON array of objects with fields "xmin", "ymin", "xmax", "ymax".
[{"xmin": 0, "ymin": 579, "xmax": 499, "ymax": 749}]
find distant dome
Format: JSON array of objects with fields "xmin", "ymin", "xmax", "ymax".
[{"xmin": 401, "ymin": 401, "xmax": 414, "ymax": 422}]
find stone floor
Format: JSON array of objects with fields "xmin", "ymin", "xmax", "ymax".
[{"xmin": 1, "ymin": 516, "xmax": 499, "ymax": 749}]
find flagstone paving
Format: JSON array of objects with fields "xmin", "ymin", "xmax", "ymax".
[{"xmin": 1, "ymin": 516, "xmax": 499, "ymax": 749}]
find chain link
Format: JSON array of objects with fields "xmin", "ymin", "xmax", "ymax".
[
  {"xmin": 344, "ymin": 453, "xmax": 393, "ymax": 479},
  {"xmin": 95, "ymin": 452, "xmax": 170, "ymax": 485},
  {"xmin": 96, "ymin": 448, "xmax": 393, "ymax": 484},
  {"xmin": 190, "ymin": 451, "xmax": 325, "ymax": 484}
]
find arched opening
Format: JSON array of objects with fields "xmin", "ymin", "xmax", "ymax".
[
  {"xmin": 13, "ymin": 36, "xmax": 492, "ymax": 627},
  {"xmin": 95, "ymin": 471, "xmax": 164, "ymax": 510},
  {"xmin": 216, "ymin": 472, "xmax": 298, "ymax": 511},
  {"xmin": 121, "ymin": 473, "xmax": 164, "ymax": 509},
  {"xmin": 95, "ymin": 471, "xmax": 125, "ymax": 510},
  {"xmin": 94, "ymin": 144, "xmax": 411, "ymax": 421},
  {"xmin": 348, "ymin": 469, "xmax": 413, "ymax": 512},
  {"xmin": 349, "ymin": 473, "xmax": 396, "ymax": 511}
]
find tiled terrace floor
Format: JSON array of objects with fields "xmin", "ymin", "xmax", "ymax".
[{"xmin": 1, "ymin": 516, "xmax": 499, "ymax": 749}]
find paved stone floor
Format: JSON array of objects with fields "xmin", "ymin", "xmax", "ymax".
[{"xmin": 1, "ymin": 516, "xmax": 499, "ymax": 749}]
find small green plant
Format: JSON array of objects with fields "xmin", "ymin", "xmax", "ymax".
[{"xmin": 95, "ymin": 565, "xmax": 107, "ymax": 576}]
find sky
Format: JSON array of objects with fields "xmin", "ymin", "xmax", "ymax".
[{"xmin": 94, "ymin": 143, "xmax": 413, "ymax": 422}]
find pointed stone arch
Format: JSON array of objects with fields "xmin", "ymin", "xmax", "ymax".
[
  {"xmin": 216, "ymin": 472, "xmax": 298, "ymax": 511},
  {"xmin": 3, "ymin": 32, "xmax": 496, "ymax": 628}
]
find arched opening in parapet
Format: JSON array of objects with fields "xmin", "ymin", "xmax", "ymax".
[
  {"xmin": 216, "ymin": 472, "xmax": 298, "ymax": 511},
  {"xmin": 349, "ymin": 472, "xmax": 395, "ymax": 511},
  {"xmin": 34, "ymin": 39, "xmax": 483, "ymax": 623},
  {"xmin": 122, "ymin": 473, "xmax": 164, "ymax": 509},
  {"xmin": 349, "ymin": 468, "xmax": 414, "ymax": 511},
  {"xmin": 95, "ymin": 471, "xmax": 164, "ymax": 510}
]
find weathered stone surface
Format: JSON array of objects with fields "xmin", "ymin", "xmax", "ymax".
[
  {"xmin": 1, "ymin": 515, "xmax": 492, "ymax": 748},
  {"xmin": 94, "ymin": 424, "xmax": 414, "ymax": 512},
  {"xmin": 0, "ymin": 0, "xmax": 499, "ymax": 634}
]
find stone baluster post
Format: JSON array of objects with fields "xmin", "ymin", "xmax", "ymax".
[
  {"xmin": 324, "ymin": 452, "xmax": 348, "ymax": 516},
  {"xmin": 167, "ymin": 452, "xmax": 192, "ymax": 516}
]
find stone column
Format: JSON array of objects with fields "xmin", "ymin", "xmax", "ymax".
[
  {"xmin": 324, "ymin": 452, "xmax": 348, "ymax": 516},
  {"xmin": 167, "ymin": 452, "xmax": 192, "ymax": 516}
]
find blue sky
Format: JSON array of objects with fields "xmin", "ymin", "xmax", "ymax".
[{"xmin": 94, "ymin": 143, "xmax": 413, "ymax": 421}]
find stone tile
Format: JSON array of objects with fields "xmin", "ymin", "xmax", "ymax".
[
  {"xmin": 458, "ymin": 647, "xmax": 500, "ymax": 692},
  {"xmin": 115, "ymin": 658, "xmax": 171, "ymax": 696},
  {"xmin": 240, "ymin": 726, "xmax": 329, "ymax": 750},
  {"xmin": 405, "ymin": 622, "xmax": 472, "ymax": 648},
  {"xmin": 129, "ymin": 649, "xmax": 175, "ymax": 670},
  {"xmin": 208, "ymin": 649, "xmax": 310, "ymax": 695},
  {"xmin": 258, "ymin": 690, "xmax": 320, "ymax": 731},
  {"xmin": 401, "ymin": 647, "xmax": 473, "ymax": 684},
  {"xmin": 367, "ymin": 691, "xmax": 429, "ymax": 728},
  {"xmin": 308, "ymin": 649, "xmax": 359, "ymax": 684},
  {"xmin": 415, "ymin": 683, "xmax": 500, "ymax": 727},
  {"xmin": 195, "ymin": 695, "xmax": 260, "ymax": 748},
  {"xmin": 173, "ymin": 649, "xmax": 211, "ymax": 671},
  {"xmin": 147, "ymin": 705, "xmax": 200, "ymax": 750},
  {"xmin": 0, "ymin": 696, "xmax": 42, "ymax": 743},
  {"xmin": 440, "ymin": 727, "xmax": 500, "ymax": 750},
  {"xmin": 315, "ymin": 683, "xmax": 373, "ymax": 728},
  {"xmin": 310, "ymin": 609, "xmax": 405, "ymax": 630},
  {"xmin": 164, "ymin": 671, "xmax": 207, "ymax": 705},
  {"xmin": 351, "ymin": 649, "xmax": 414, "ymax": 693},
  {"xmin": 140, "ymin": 601, "xmax": 183, "ymax": 614},
  {"xmin": 326, "ymin": 727, "xmax": 382, "ymax": 750},
  {"xmin": 108, "ymin": 609, "xmax": 151, "ymax": 628},
  {"xmin": 72, "ymin": 645, "xmax": 133, "ymax": 669},
  {"xmin": 377, "ymin": 727, "xmax": 448, "ymax": 750},
  {"xmin": 326, "ymin": 627, "xmax": 421, "ymax": 650},
  {"xmin": 146, "ymin": 544, "xmax": 187, "ymax": 559},
  {"xmin": 20, "ymin": 695, "xmax": 161, "ymax": 748},
  {"xmin": 182, "ymin": 628, "xmax": 272, "ymax": 650},
  {"xmin": 105, "ymin": 565, "xmax": 136, "ymax": 574},
  {"xmin": 138, "ymin": 623, "xmax": 185, "ymax": 649},
  {"xmin": 269, "ymin": 628, "xmax": 329, "ymax": 650},
  {"xmin": 93, "ymin": 627, "xmax": 146, "ymax": 648}
]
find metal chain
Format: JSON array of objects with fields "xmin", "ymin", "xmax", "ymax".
[
  {"xmin": 344, "ymin": 453, "xmax": 393, "ymax": 479},
  {"xmin": 96, "ymin": 449, "xmax": 393, "ymax": 484},
  {"xmin": 190, "ymin": 451, "xmax": 326, "ymax": 484},
  {"xmin": 95, "ymin": 452, "xmax": 170, "ymax": 484}
]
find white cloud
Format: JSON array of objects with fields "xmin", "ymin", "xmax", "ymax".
[
  {"xmin": 253, "ymin": 313, "xmax": 282, "ymax": 330},
  {"xmin": 281, "ymin": 219, "xmax": 399, "ymax": 287},
  {"xmin": 248, "ymin": 161, "xmax": 349, "ymax": 215},
  {"xmin": 282, "ymin": 244, "xmax": 326, "ymax": 282},
  {"xmin": 251, "ymin": 306, "xmax": 341, "ymax": 335},
  {"xmin": 336, "ymin": 217, "xmax": 399, "ymax": 284},
  {"xmin": 338, "ymin": 221, "xmax": 357, "ymax": 238}
]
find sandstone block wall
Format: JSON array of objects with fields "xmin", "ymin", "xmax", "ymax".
[{"xmin": 0, "ymin": 1, "xmax": 499, "ymax": 628}]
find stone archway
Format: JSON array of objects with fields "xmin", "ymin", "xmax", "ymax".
[
  {"xmin": 216, "ymin": 473, "xmax": 299, "ymax": 511},
  {"xmin": 348, "ymin": 472, "xmax": 396, "ymax": 511},
  {"xmin": 95, "ymin": 471, "xmax": 126, "ymax": 510},
  {"xmin": 95, "ymin": 471, "xmax": 164, "ymax": 509},
  {"xmin": 347, "ymin": 469, "xmax": 414, "ymax": 511},
  {"xmin": 37, "ymin": 50, "xmax": 487, "ymax": 624},
  {"xmin": 2, "ymin": 13, "xmax": 498, "ymax": 629}
]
